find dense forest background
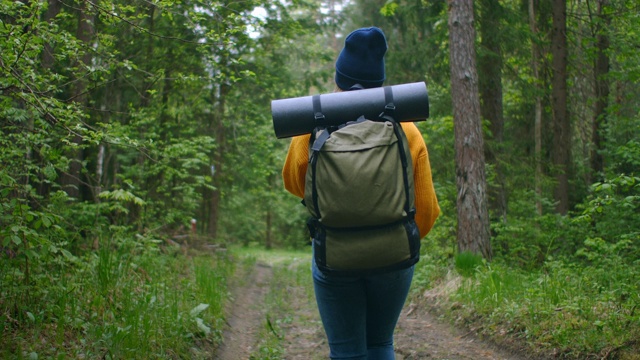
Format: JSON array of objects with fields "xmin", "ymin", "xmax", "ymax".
[{"xmin": 1, "ymin": 0, "xmax": 639, "ymax": 358}]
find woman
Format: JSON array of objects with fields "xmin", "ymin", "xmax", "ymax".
[{"xmin": 282, "ymin": 27, "xmax": 440, "ymax": 360}]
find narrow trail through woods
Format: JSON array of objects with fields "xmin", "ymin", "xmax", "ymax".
[
  {"xmin": 215, "ymin": 262, "xmax": 274, "ymax": 359},
  {"xmin": 215, "ymin": 261, "xmax": 529, "ymax": 360}
]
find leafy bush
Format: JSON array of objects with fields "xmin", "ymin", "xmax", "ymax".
[
  {"xmin": 1, "ymin": 233, "xmax": 233, "ymax": 359},
  {"xmin": 573, "ymin": 174, "xmax": 640, "ymax": 262}
]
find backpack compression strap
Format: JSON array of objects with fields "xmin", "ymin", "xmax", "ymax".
[
  {"xmin": 379, "ymin": 86, "xmax": 415, "ymax": 220},
  {"xmin": 312, "ymin": 94, "xmax": 326, "ymax": 127},
  {"xmin": 379, "ymin": 86, "xmax": 396, "ymax": 121}
]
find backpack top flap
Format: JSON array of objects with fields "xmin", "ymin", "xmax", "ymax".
[
  {"xmin": 304, "ymin": 119, "xmax": 415, "ymax": 228},
  {"xmin": 321, "ymin": 119, "xmax": 397, "ymax": 151}
]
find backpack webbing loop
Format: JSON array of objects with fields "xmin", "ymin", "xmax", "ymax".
[
  {"xmin": 312, "ymin": 94, "xmax": 326, "ymax": 125},
  {"xmin": 379, "ymin": 86, "xmax": 396, "ymax": 121}
]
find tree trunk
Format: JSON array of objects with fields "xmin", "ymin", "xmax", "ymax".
[
  {"xmin": 96, "ymin": 143, "xmax": 105, "ymax": 196},
  {"xmin": 447, "ymin": 0, "xmax": 492, "ymax": 260},
  {"xmin": 208, "ymin": 83, "xmax": 230, "ymax": 239},
  {"xmin": 60, "ymin": 0, "xmax": 96, "ymax": 199},
  {"xmin": 551, "ymin": 0, "xmax": 570, "ymax": 214},
  {"xmin": 590, "ymin": 0, "xmax": 610, "ymax": 182},
  {"xmin": 265, "ymin": 172, "xmax": 275, "ymax": 249},
  {"xmin": 478, "ymin": 0, "xmax": 507, "ymax": 224},
  {"xmin": 31, "ymin": 0, "xmax": 61, "ymax": 200},
  {"xmin": 529, "ymin": 0, "xmax": 544, "ymax": 215},
  {"xmin": 42, "ymin": 0, "xmax": 61, "ymax": 70}
]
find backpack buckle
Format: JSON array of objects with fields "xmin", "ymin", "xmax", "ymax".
[{"xmin": 379, "ymin": 103, "xmax": 396, "ymax": 121}]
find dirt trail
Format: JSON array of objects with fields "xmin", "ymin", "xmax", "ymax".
[
  {"xmin": 393, "ymin": 303, "xmax": 526, "ymax": 360},
  {"xmin": 215, "ymin": 262, "xmax": 273, "ymax": 360},
  {"xmin": 215, "ymin": 262, "xmax": 528, "ymax": 360}
]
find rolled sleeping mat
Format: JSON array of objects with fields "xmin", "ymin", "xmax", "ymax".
[{"xmin": 271, "ymin": 81, "xmax": 429, "ymax": 139}]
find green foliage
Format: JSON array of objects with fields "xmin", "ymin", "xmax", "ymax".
[
  {"xmin": 2, "ymin": 0, "xmax": 640, "ymax": 357},
  {"xmin": 1, "ymin": 1, "xmax": 333, "ymax": 354},
  {"xmin": 0, "ymin": 235, "xmax": 233, "ymax": 359},
  {"xmin": 573, "ymin": 174, "xmax": 640, "ymax": 261},
  {"xmin": 422, "ymin": 167, "xmax": 640, "ymax": 358},
  {"xmin": 490, "ymin": 172, "xmax": 639, "ymax": 269},
  {"xmin": 450, "ymin": 256, "xmax": 640, "ymax": 358},
  {"xmin": 455, "ymin": 251, "xmax": 485, "ymax": 277},
  {"xmin": 344, "ymin": 0, "xmax": 450, "ymax": 87},
  {"xmin": 609, "ymin": 139, "xmax": 640, "ymax": 177}
]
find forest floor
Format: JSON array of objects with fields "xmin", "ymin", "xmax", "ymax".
[{"xmin": 213, "ymin": 257, "xmax": 540, "ymax": 360}]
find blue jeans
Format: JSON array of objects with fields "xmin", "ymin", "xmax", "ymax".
[{"xmin": 312, "ymin": 260, "xmax": 414, "ymax": 360}]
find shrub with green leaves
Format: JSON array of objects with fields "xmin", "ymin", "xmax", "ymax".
[{"xmin": 1, "ymin": 233, "xmax": 233, "ymax": 359}]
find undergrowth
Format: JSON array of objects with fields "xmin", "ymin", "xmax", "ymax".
[
  {"xmin": 411, "ymin": 171, "xmax": 640, "ymax": 359},
  {"xmin": 414, "ymin": 247, "xmax": 640, "ymax": 358},
  {"xmin": 0, "ymin": 235, "xmax": 232, "ymax": 359},
  {"xmin": 451, "ymin": 259, "xmax": 639, "ymax": 358}
]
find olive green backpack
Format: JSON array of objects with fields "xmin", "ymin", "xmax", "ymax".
[{"xmin": 304, "ymin": 88, "xmax": 420, "ymax": 276}]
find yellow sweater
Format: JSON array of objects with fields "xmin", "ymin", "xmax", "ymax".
[{"xmin": 282, "ymin": 122, "xmax": 440, "ymax": 238}]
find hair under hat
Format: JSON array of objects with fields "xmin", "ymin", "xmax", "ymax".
[{"xmin": 335, "ymin": 27, "xmax": 387, "ymax": 90}]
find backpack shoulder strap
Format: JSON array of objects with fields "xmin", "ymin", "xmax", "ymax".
[{"xmin": 379, "ymin": 86, "xmax": 415, "ymax": 219}]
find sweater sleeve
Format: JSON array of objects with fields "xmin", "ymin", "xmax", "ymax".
[
  {"xmin": 401, "ymin": 123, "xmax": 440, "ymax": 239},
  {"xmin": 281, "ymin": 134, "xmax": 310, "ymax": 198}
]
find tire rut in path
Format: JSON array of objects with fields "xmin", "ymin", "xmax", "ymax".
[
  {"xmin": 394, "ymin": 302, "xmax": 529, "ymax": 360},
  {"xmin": 215, "ymin": 262, "xmax": 273, "ymax": 360}
]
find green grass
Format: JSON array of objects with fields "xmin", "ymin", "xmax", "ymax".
[
  {"xmin": 0, "ymin": 237, "xmax": 233, "ymax": 359},
  {"xmin": 454, "ymin": 251, "xmax": 485, "ymax": 277},
  {"xmin": 420, "ymin": 256, "xmax": 640, "ymax": 359},
  {"xmin": 7, "ymin": 236, "xmax": 636, "ymax": 359}
]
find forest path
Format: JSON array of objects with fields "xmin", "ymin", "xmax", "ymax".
[
  {"xmin": 215, "ymin": 262, "xmax": 274, "ymax": 360},
  {"xmin": 214, "ymin": 258, "xmax": 529, "ymax": 360}
]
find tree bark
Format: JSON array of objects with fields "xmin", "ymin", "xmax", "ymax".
[
  {"xmin": 42, "ymin": 0, "xmax": 61, "ymax": 69},
  {"xmin": 590, "ymin": 0, "xmax": 610, "ymax": 182},
  {"xmin": 529, "ymin": 0, "xmax": 544, "ymax": 215},
  {"xmin": 208, "ymin": 83, "xmax": 230, "ymax": 239},
  {"xmin": 447, "ymin": 0, "xmax": 492, "ymax": 259},
  {"xmin": 551, "ymin": 0, "xmax": 570, "ymax": 214},
  {"xmin": 478, "ymin": 0, "xmax": 507, "ymax": 224},
  {"xmin": 96, "ymin": 143, "xmax": 105, "ymax": 196}
]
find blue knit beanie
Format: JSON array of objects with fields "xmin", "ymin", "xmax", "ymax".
[{"xmin": 335, "ymin": 27, "xmax": 387, "ymax": 90}]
